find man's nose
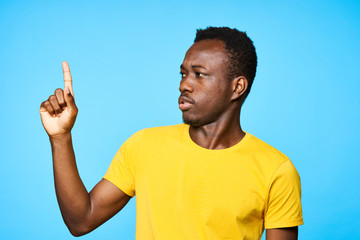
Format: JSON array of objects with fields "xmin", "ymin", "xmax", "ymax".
[{"xmin": 179, "ymin": 76, "xmax": 194, "ymax": 93}]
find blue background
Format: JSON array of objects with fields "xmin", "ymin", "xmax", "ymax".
[{"xmin": 1, "ymin": 0, "xmax": 359, "ymax": 239}]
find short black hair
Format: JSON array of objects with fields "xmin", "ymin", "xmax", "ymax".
[{"xmin": 194, "ymin": 27, "xmax": 257, "ymax": 101}]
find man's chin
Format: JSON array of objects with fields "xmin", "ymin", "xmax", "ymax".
[{"xmin": 182, "ymin": 117, "xmax": 202, "ymax": 127}]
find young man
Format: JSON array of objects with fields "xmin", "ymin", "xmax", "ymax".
[{"xmin": 40, "ymin": 27, "xmax": 303, "ymax": 240}]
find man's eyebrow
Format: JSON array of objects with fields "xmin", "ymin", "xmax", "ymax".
[
  {"xmin": 180, "ymin": 64, "xmax": 207, "ymax": 70},
  {"xmin": 191, "ymin": 65, "xmax": 207, "ymax": 69}
]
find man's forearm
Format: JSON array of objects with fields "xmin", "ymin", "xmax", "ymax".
[
  {"xmin": 41, "ymin": 63, "xmax": 132, "ymax": 237},
  {"xmin": 50, "ymin": 132, "xmax": 91, "ymax": 234}
]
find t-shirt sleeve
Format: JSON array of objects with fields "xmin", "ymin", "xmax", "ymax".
[
  {"xmin": 264, "ymin": 160, "xmax": 303, "ymax": 229},
  {"xmin": 103, "ymin": 132, "xmax": 141, "ymax": 197}
]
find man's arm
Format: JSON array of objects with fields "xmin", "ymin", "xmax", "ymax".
[
  {"xmin": 266, "ymin": 227, "xmax": 298, "ymax": 240},
  {"xmin": 264, "ymin": 159, "xmax": 303, "ymax": 240},
  {"xmin": 40, "ymin": 62, "xmax": 131, "ymax": 236}
]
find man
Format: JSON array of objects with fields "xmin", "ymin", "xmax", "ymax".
[{"xmin": 40, "ymin": 27, "xmax": 303, "ymax": 239}]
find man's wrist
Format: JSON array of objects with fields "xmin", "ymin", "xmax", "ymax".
[{"xmin": 49, "ymin": 132, "xmax": 72, "ymax": 143}]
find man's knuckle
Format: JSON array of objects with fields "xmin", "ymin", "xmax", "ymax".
[
  {"xmin": 55, "ymin": 88, "xmax": 63, "ymax": 94},
  {"xmin": 48, "ymin": 95, "xmax": 56, "ymax": 101}
]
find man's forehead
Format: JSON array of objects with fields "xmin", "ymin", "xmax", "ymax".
[
  {"xmin": 182, "ymin": 39, "xmax": 227, "ymax": 68},
  {"xmin": 187, "ymin": 39, "xmax": 226, "ymax": 55}
]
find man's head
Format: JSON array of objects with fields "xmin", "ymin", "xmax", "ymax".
[
  {"xmin": 179, "ymin": 27, "xmax": 257, "ymax": 127},
  {"xmin": 194, "ymin": 27, "xmax": 257, "ymax": 101}
]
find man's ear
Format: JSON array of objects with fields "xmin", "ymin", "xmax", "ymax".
[{"xmin": 231, "ymin": 76, "xmax": 248, "ymax": 101}]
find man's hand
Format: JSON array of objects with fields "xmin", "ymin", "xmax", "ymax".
[
  {"xmin": 40, "ymin": 61, "xmax": 78, "ymax": 136},
  {"xmin": 39, "ymin": 61, "xmax": 131, "ymax": 236}
]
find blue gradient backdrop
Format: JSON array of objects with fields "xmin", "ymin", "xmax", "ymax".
[{"xmin": 1, "ymin": 0, "xmax": 359, "ymax": 239}]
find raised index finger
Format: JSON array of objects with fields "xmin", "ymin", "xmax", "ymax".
[{"xmin": 62, "ymin": 61, "xmax": 73, "ymax": 95}]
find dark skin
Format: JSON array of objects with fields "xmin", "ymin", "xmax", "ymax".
[
  {"xmin": 40, "ymin": 62, "xmax": 131, "ymax": 236},
  {"xmin": 179, "ymin": 39, "xmax": 298, "ymax": 239},
  {"xmin": 40, "ymin": 41, "xmax": 298, "ymax": 239},
  {"xmin": 179, "ymin": 39, "xmax": 246, "ymax": 149}
]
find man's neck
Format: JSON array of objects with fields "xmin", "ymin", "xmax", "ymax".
[{"xmin": 188, "ymin": 116, "xmax": 245, "ymax": 150}]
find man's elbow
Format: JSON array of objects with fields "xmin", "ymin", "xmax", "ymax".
[
  {"xmin": 69, "ymin": 230, "xmax": 84, "ymax": 237},
  {"xmin": 66, "ymin": 222, "xmax": 94, "ymax": 237}
]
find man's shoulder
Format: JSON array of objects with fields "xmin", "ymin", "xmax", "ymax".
[
  {"xmin": 125, "ymin": 123, "xmax": 186, "ymax": 145},
  {"xmin": 245, "ymin": 132, "xmax": 291, "ymax": 166},
  {"xmin": 137, "ymin": 123, "xmax": 186, "ymax": 138},
  {"xmin": 142, "ymin": 123, "xmax": 186, "ymax": 134}
]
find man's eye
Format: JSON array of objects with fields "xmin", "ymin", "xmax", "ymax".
[
  {"xmin": 195, "ymin": 72, "xmax": 206, "ymax": 77},
  {"xmin": 180, "ymin": 72, "xmax": 186, "ymax": 78}
]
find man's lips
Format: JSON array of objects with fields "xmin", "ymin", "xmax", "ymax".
[{"xmin": 178, "ymin": 95, "xmax": 195, "ymax": 111}]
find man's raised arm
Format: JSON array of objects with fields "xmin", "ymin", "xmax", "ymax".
[{"xmin": 40, "ymin": 61, "xmax": 131, "ymax": 236}]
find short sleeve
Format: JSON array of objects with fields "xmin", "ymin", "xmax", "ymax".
[
  {"xmin": 103, "ymin": 131, "xmax": 143, "ymax": 197},
  {"xmin": 264, "ymin": 160, "xmax": 303, "ymax": 229}
]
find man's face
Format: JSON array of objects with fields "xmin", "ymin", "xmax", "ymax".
[{"xmin": 179, "ymin": 39, "xmax": 234, "ymax": 127}]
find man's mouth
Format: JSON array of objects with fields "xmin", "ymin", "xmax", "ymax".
[{"xmin": 178, "ymin": 95, "xmax": 195, "ymax": 111}]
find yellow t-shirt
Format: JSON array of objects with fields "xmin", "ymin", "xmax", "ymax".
[{"xmin": 104, "ymin": 124, "xmax": 303, "ymax": 239}]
